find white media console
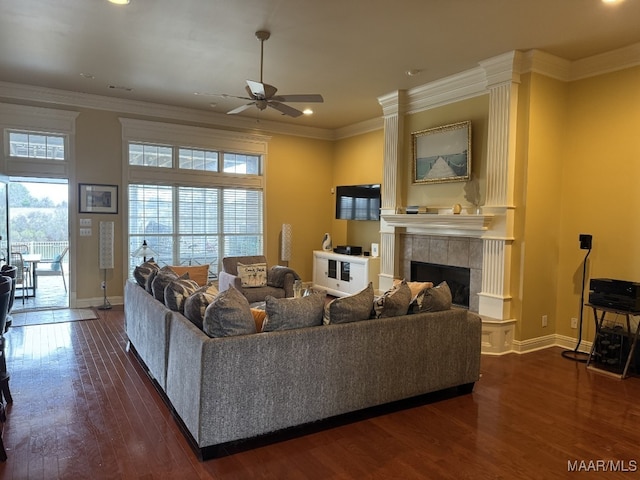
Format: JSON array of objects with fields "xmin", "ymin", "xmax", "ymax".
[{"xmin": 312, "ymin": 250, "xmax": 380, "ymax": 297}]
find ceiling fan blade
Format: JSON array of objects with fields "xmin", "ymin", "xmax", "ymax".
[
  {"xmin": 246, "ymin": 80, "xmax": 278, "ymax": 99},
  {"xmin": 227, "ymin": 103, "xmax": 255, "ymax": 115},
  {"xmin": 272, "ymin": 94, "xmax": 324, "ymax": 103},
  {"xmin": 268, "ymin": 101, "xmax": 303, "ymax": 118},
  {"xmin": 246, "ymin": 80, "xmax": 266, "ymax": 98},
  {"xmin": 222, "ymin": 93, "xmax": 254, "ymax": 101}
]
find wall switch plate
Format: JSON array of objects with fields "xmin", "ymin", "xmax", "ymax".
[
  {"xmin": 542, "ymin": 315, "xmax": 548, "ymax": 327},
  {"xmin": 80, "ymin": 218, "xmax": 92, "ymax": 227},
  {"xmin": 571, "ymin": 317, "xmax": 578, "ymax": 329},
  {"xmin": 80, "ymin": 228, "xmax": 92, "ymax": 236}
]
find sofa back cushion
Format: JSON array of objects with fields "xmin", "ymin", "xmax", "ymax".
[
  {"xmin": 417, "ymin": 281, "xmax": 452, "ymax": 312},
  {"xmin": 151, "ymin": 266, "xmax": 186, "ymax": 304},
  {"xmin": 262, "ymin": 292, "xmax": 325, "ymax": 332},
  {"xmin": 373, "ymin": 280, "xmax": 412, "ymax": 318},
  {"xmin": 323, "ymin": 283, "xmax": 374, "ymax": 325},
  {"xmin": 222, "ymin": 255, "xmax": 267, "ymax": 276},
  {"xmin": 203, "ymin": 287, "xmax": 256, "ymax": 337},
  {"xmin": 133, "ymin": 259, "xmax": 159, "ymax": 292},
  {"xmin": 164, "ymin": 277, "xmax": 200, "ymax": 313}
]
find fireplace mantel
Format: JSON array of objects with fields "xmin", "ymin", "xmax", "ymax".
[{"xmin": 382, "ymin": 213, "xmax": 494, "ymax": 237}]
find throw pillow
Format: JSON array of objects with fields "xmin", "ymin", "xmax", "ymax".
[
  {"xmin": 323, "ymin": 282, "xmax": 374, "ymax": 325},
  {"xmin": 169, "ymin": 264, "xmax": 210, "ymax": 286},
  {"xmin": 203, "ymin": 287, "xmax": 256, "ymax": 337},
  {"xmin": 373, "ymin": 280, "xmax": 412, "ymax": 318},
  {"xmin": 250, "ymin": 308, "xmax": 267, "ymax": 332},
  {"xmin": 419, "ymin": 281, "xmax": 453, "ymax": 312},
  {"xmin": 184, "ymin": 291, "xmax": 217, "ymax": 330},
  {"xmin": 151, "ymin": 266, "xmax": 185, "ymax": 304},
  {"xmin": 237, "ymin": 262, "xmax": 268, "ymax": 288},
  {"xmin": 164, "ymin": 277, "xmax": 200, "ymax": 313},
  {"xmin": 262, "ymin": 292, "xmax": 325, "ymax": 332},
  {"xmin": 133, "ymin": 259, "xmax": 159, "ymax": 292},
  {"xmin": 393, "ymin": 278, "xmax": 434, "ymax": 299}
]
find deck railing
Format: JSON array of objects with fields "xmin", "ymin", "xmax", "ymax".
[{"xmin": 10, "ymin": 241, "xmax": 69, "ymax": 263}]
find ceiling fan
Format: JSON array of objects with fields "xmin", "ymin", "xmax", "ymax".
[{"xmin": 222, "ymin": 30, "xmax": 324, "ymax": 118}]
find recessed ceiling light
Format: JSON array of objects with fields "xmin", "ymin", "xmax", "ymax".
[
  {"xmin": 602, "ymin": 0, "xmax": 624, "ymax": 4},
  {"xmin": 108, "ymin": 0, "xmax": 130, "ymax": 5},
  {"xmin": 80, "ymin": 73, "xmax": 95, "ymax": 79},
  {"xmin": 303, "ymin": 108, "xmax": 314, "ymax": 115},
  {"xmin": 406, "ymin": 69, "xmax": 422, "ymax": 77}
]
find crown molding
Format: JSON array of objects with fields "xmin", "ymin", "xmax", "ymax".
[
  {"xmin": 334, "ymin": 116, "xmax": 383, "ymax": 140},
  {"xmin": 520, "ymin": 50, "xmax": 572, "ymax": 81},
  {"xmin": 570, "ymin": 42, "xmax": 640, "ymax": 80},
  {"xmin": 0, "ymin": 81, "xmax": 336, "ymax": 141}
]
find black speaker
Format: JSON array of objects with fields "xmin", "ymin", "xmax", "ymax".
[{"xmin": 579, "ymin": 234, "xmax": 592, "ymax": 250}]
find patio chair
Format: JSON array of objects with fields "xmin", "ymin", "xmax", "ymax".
[
  {"xmin": 37, "ymin": 246, "xmax": 68, "ymax": 292},
  {"xmin": 9, "ymin": 252, "xmax": 29, "ymax": 303}
]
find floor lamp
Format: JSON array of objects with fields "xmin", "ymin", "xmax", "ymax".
[
  {"xmin": 98, "ymin": 221, "xmax": 114, "ymax": 310},
  {"xmin": 281, "ymin": 224, "xmax": 292, "ymax": 266},
  {"xmin": 562, "ymin": 233, "xmax": 592, "ymax": 362}
]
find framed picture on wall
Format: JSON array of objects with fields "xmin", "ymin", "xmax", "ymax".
[
  {"xmin": 412, "ymin": 120, "xmax": 471, "ymax": 184},
  {"xmin": 79, "ymin": 183, "xmax": 118, "ymax": 214}
]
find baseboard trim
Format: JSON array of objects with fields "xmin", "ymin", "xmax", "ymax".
[{"xmin": 493, "ymin": 334, "xmax": 592, "ymax": 356}]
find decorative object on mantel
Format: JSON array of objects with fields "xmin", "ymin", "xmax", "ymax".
[
  {"xmin": 281, "ymin": 224, "xmax": 292, "ymax": 264},
  {"xmin": 412, "ymin": 120, "xmax": 471, "ymax": 184},
  {"xmin": 464, "ymin": 173, "xmax": 482, "ymax": 214},
  {"xmin": 406, "ymin": 205, "xmax": 428, "ymax": 215},
  {"xmin": 452, "ymin": 204, "xmax": 462, "ymax": 214},
  {"xmin": 322, "ymin": 233, "xmax": 332, "ymax": 251}
]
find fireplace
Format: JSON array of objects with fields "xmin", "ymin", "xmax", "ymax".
[{"xmin": 411, "ymin": 261, "xmax": 470, "ymax": 308}]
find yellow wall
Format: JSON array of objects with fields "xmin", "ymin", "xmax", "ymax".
[
  {"xmin": 44, "ymin": 106, "xmax": 336, "ymax": 301},
  {"xmin": 403, "ymin": 96, "xmax": 489, "ymax": 209},
  {"xmin": 555, "ymin": 66, "xmax": 640, "ymax": 341},
  {"xmin": 515, "ymin": 73, "xmax": 569, "ymax": 341},
  {"xmin": 265, "ymin": 134, "xmax": 334, "ymax": 281},
  {"xmin": 331, "ymin": 129, "xmax": 384, "ymax": 251}
]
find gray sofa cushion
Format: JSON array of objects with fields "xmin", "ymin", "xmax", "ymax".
[
  {"xmin": 373, "ymin": 280, "xmax": 412, "ymax": 318},
  {"xmin": 203, "ymin": 287, "xmax": 256, "ymax": 337},
  {"xmin": 133, "ymin": 259, "xmax": 159, "ymax": 292},
  {"xmin": 152, "ymin": 266, "xmax": 189, "ymax": 304},
  {"xmin": 184, "ymin": 292, "xmax": 214, "ymax": 330},
  {"xmin": 418, "ymin": 281, "xmax": 452, "ymax": 312},
  {"xmin": 262, "ymin": 292, "xmax": 325, "ymax": 332},
  {"xmin": 323, "ymin": 282, "xmax": 374, "ymax": 325},
  {"xmin": 164, "ymin": 277, "xmax": 200, "ymax": 313}
]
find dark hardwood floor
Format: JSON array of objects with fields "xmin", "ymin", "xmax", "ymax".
[{"xmin": 1, "ymin": 307, "xmax": 640, "ymax": 479}]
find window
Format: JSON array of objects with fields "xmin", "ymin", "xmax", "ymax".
[
  {"xmin": 128, "ymin": 184, "xmax": 263, "ymax": 277},
  {"xmin": 123, "ymin": 118, "xmax": 269, "ymax": 278},
  {"xmin": 8, "ymin": 131, "xmax": 66, "ymax": 160}
]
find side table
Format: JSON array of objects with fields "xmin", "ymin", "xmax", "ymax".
[{"xmin": 586, "ymin": 303, "xmax": 640, "ymax": 379}]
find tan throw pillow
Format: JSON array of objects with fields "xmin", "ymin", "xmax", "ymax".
[
  {"xmin": 237, "ymin": 262, "xmax": 268, "ymax": 288},
  {"xmin": 250, "ymin": 308, "xmax": 268, "ymax": 332},
  {"xmin": 169, "ymin": 264, "xmax": 210, "ymax": 286},
  {"xmin": 373, "ymin": 280, "xmax": 412, "ymax": 318},
  {"xmin": 393, "ymin": 278, "xmax": 434, "ymax": 299}
]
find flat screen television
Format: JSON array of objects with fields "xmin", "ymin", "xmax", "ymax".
[{"xmin": 335, "ymin": 184, "xmax": 381, "ymax": 221}]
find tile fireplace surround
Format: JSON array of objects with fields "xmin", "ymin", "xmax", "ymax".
[{"xmin": 399, "ymin": 234, "xmax": 482, "ymax": 313}]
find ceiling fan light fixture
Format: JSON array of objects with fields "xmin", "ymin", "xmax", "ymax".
[
  {"xmin": 303, "ymin": 108, "xmax": 314, "ymax": 115},
  {"xmin": 108, "ymin": 0, "xmax": 130, "ymax": 5}
]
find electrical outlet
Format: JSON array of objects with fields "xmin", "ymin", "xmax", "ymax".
[
  {"xmin": 101, "ymin": 281, "xmax": 106, "ymax": 290},
  {"xmin": 542, "ymin": 315, "xmax": 548, "ymax": 327},
  {"xmin": 571, "ymin": 317, "xmax": 578, "ymax": 329}
]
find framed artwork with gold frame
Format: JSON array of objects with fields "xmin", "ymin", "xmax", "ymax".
[{"xmin": 412, "ymin": 121, "xmax": 471, "ymax": 184}]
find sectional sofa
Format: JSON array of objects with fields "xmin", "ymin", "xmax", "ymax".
[{"xmin": 124, "ymin": 274, "xmax": 482, "ymax": 460}]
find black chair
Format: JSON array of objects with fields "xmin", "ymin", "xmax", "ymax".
[
  {"xmin": 0, "ymin": 266, "xmax": 17, "ymax": 332},
  {"xmin": 0, "ymin": 275, "xmax": 12, "ymax": 462}
]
